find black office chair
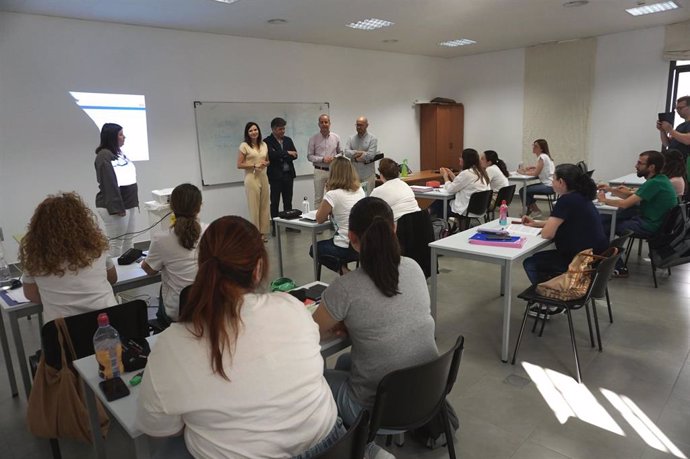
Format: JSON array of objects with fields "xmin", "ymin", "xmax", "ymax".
[
  {"xmin": 453, "ymin": 190, "xmax": 492, "ymax": 231},
  {"xmin": 29, "ymin": 300, "xmax": 149, "ymax": 459},
  {"xmin": 368, "ymin": 336, "xmax": 464, "ymax": 459},
  {"xmin": 396, "ymin": 210, "xmax": 435, "ymax": 278},
  {"xmin": 576, "ymin": 160, "xmax": 588, "ymax": 174},
  {"xmin": 486, "ymin": 184, "xmax": 516, "ymax": 221},
  {"xmin": 313, "ymin": 411, "xmax": 369, "ymax": 459},
  {"xmin": 511, "ymin": 250, "xmax": 619, "ymax": 383},
  {"xmin": 623, "ymin": 206, "xmax": 680, "ymax": 288}
]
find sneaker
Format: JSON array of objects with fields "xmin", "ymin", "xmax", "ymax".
[
  {"xmin": 612, "ymin": 267, "xmax": 629, "ymax": 278},
  {"xmin": 365, "ymin": 443, "xmax": 396, "ymax": 459}
]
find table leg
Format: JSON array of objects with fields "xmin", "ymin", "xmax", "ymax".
[
  {"xmin": 9, "ymin": 314, "xmax": 31, "ymax": 398},
  {"xmin": 521, "ymin": 183, "xmax": 528, "ymax": 216},
  {"xmin": 0, "ymin": 310, "xmax": 19, "ymax": 397},
  {"xmin": 312, "ymin": 231, "xmax": 319, "ymax": 281},
  {"xmin": 430, "ymin": 248, "xmax": 438, "ymax": 323},
  {"xmin": 501, "ymin": 261, "xmax": 512, "ymax": 362},
  {"xmin": 132, "ymin": 434, "xmax": 151, "ymax": 459},
  {"xmin": 610, "ymin": 212, "xmax": 617, "ymax": 241},
  {"xmin": 276, "ymin": 224, "xmax": 284, "ymax": 277},
  {"xmin": 83, "ymin": 383, "xmax": 107, "ymax": 459},
  {"xmin": 443, "ymin": 199, "xmax": 448, "ymax": 222},
  {"xmin": 500, "ymin": 264, "xmax": 506, "ymax": 296}
]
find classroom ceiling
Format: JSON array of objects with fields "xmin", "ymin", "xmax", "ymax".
[{"xmin": 3, "ymin": 0, "xmax": 690, "ymax": 58}]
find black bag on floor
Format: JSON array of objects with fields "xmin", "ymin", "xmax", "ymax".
[{"xmin": 411, "ymin": 400, "xmax": 459, "ymax": 449}]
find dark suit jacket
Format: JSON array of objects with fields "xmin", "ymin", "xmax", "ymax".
[{"xmin": 265, "ymin": 134, "xmax": 297, "ymax": 181}]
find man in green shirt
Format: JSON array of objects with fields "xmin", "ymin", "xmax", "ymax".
[{"xmin": 597, "ymin": 150, "xmax": 677, "ymax": 276}]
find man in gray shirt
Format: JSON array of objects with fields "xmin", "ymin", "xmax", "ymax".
[{"xmin": 344, "ymin": 117, "xmax": 379, "ymax": 195}]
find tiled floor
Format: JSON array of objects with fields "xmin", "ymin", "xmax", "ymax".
[{"xmin": 1, "ymin": 205, "xmax": 689, "ymax": 458}]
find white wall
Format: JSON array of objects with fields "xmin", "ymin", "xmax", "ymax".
[
  {"xmin": 588, "ymin": 26, "xmax": 669, "ymax": 180},
  {"xmin": 440, "ymin": 26, "xmax": 670, "ymax": 181},
  {"xmin": 440, "ymin": 48, "xmax": 526, "ymax": 170},
  {"xmin": 0, "ymin": 12, "xmax": 443, "ymax": 262}
]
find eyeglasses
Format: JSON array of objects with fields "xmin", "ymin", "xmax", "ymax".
[
  {"xmin": 676, "ymin": 104, "xmax": 687, "ymax": 111},
  {"xmin": 636, "ymin": 161, "xmax": 648, "ymax": 166}
]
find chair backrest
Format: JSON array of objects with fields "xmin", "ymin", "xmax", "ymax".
[
  {"xmin": 396, "ymin": 209, "xmax": 434, "ymax": 278},
  {"xmin": 589, "ymin": 248, "xmax": 619, "ymax": 300},
  {"xmin": 312, "ymin": 410, "xmax": 369, "ymax": 459},
  {"xmin": 576, "ymin": 160, "xmax": 588, "ymax": 173},
  {"xmin": 610, "ymin": 229, "xmax": 634, "ymax": 251},
  {"xmin": 465, "ymin": 190, "xmax": 493, "ymax": 216},
  {"xmin": 41, "ymin": 299, "xmax": 149, "ymax": 369},
  {"xmin": 368, "ymin": 335, "xmax": 464, "ymax": 438},
  {"xmin": 586, "ymin": 169, "xmax": 595, "ymax": 178},
  {"xmin": 494, "ymin": 184, "xmax": 517, "ymax": 209}
]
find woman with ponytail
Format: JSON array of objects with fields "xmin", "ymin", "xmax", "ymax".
[
  {"xmin": 313, "ymin": 197, "xmax": 438, "ymax": 458},
  {"xmin": 138, "ymin": 216, "xmax": 343, "ymax": 458},
  {"xmin": 142, "ymin": 183, "xmax": 205, "ymax": 324},
  {"xmin": 521, "ymin": 164, "xmax": 608, "ymax": 285}
]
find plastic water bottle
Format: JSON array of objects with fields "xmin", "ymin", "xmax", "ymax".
[
  {"xmin": 499, "ymin": 200, "xmax": 509, "ymax": 227},
  {"xmin": 93, "ymin": 313, "xmax": 124, "ymax": 380},
  {"xmin": 400, "ymin": 159, "xmax": 410, "ymax": 177},
  {"xmin": 302, "ymin": 197, "xmax": 311, "ymax": 214},
  {"xmin": 0, "ymin": 242, "xmax": 11, "ymax": 282}
]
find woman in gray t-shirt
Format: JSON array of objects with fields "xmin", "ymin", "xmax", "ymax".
[{"xmin": 313, "ymin": 197, "xmax": 438, "ymax": 437}]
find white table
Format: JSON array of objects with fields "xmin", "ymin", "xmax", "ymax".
[
  {"xmin": 273, "ymin": 217, "xmax": 333, "ymax": 281},
  {"xmin": 594, "ymin": 196, "xmax": 620, "ymax": 241},
  {"xmin": 508, "ymin": 173, "xmax": 539, "ymax": 216},
  {"xmin": 412, "ymin": 188, "xmax": 455, "ymax": 221},
  {"xmin": 0, "ymin": 260, "xmax": 161, "ymax": 399},
  {"xmin": 429, "ymin": 220, "xmax": 552, "ymax": 362},
  {"xmin": 609, "ymin": 173, "xmax": 645, "ymax": 187},
  {"xmin": 75, "ymin": 285, "xmax": 350, "ymax": 459}
]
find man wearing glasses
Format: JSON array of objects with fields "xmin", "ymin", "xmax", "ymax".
[
  {"xmin": 597, "ymin": 151, "xmax": 677, "ymax": 276},
  {"xmin": 657, "ymin": 95, "xmax": 690, "ymax": 175},
  {"xmin": 343, "ymin": 116, "xmax": 379, "ymax": 195}
]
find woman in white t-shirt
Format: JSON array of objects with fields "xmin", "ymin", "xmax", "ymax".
[
  {"xmin": 19, "ymin": 192, "xmax": 118, "ymax": 323},
  {"xmin": 518, "ymin": 138, "xmax": 556, "ymax": 218},
  {"xmin": 142, "ymin": 183, "xmax": 204, "ymax": 325},
  {"xmin": 370, "ymin": 158, "xmax": 421, "ymax": 221},
  {"xmin": 137, "ymin": 216, "xmax": 342, "ymax": 459},
  {"xmin": 310, "ymin": 156, "xmax": 365, "ymax": 275},
  {"xmin": 481, "ymin": 150, "xmax": 510, "ymax": 192},
  {"xmin": 431, "ymin": 148, "xmax": 491, "ymax": 229}
]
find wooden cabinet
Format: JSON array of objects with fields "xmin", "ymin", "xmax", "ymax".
[{"xmin": 420, "ymin": 103, "xmax": 464, "ymax": 170}]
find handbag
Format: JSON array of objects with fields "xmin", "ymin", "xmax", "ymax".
[
  {"xmin": 535, "ymin": 248, "xmax": 613, "ymax": 301},
  {"xmin": 278, "ymin": 209, "xmax": 302, "ymax": 219},
  {"xmin": 26, "ymin": 317, "xmax": 110, "ymax": 443}
]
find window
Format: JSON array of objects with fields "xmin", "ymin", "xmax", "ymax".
[{"xmin": 666, "ymin": 60, "xmax": 690, "ymax": 128}]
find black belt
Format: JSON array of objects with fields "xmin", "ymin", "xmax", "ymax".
[{"xmin": 314, "ymin": 165, "xmax": 330, "ymax": 171}]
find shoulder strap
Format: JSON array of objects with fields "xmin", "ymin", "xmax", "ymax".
[{"xmin": 54, "ymin": 318, "xmax": 78, "ymax": 366}]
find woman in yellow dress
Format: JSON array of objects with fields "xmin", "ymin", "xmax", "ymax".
[{"xmin": 237, "ymin": 122, "xmax": 270, "ymax": 242}]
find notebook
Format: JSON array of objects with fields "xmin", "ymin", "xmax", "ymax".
[{"xmin": 468, "ymin": 232, "xmax": 526, "ymax": 248}]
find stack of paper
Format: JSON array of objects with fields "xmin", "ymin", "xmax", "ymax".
[{"xmin": 410, "ymin": 185, "xmax": 434, "ymax": 192}]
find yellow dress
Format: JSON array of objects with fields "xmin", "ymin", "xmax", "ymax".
[{"xmin": 239, "ymin": 142, "xmax": 270, "ymax": 235}]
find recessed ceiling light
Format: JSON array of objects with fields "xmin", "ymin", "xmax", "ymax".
[
  {"xmin": 267, "ymin": 18, "xmax": 288, "ymax": 24},
  {"xmin": 382, "ymin": 39, "xmax": 399, "ymax": 43},
  {"xmin": 563, "ymin": 0, "xmax": 589, "ymax": 7},
  {"xmin": 626, "ymin": 1, "xmax": 679, "ymax": 16},
  {"xmin": 346, "ymin": 18, "xmax": 394, "ymax": 31},
  {"xmin": 439, "ymin": 38, "xmax": 477, "ymax": 47},
  {"xmin": 212, "ymin": 0, "xmax": 240, "ymax": 4}
]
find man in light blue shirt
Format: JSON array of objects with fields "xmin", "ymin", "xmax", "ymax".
[{"xmin": 344, "ymin": 117, "xmax": 378, "ymax": 195}]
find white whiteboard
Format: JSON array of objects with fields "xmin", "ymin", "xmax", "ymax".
[{"xmin": 194, "ymin": 101, "xmax": 330, "ymax": 186}]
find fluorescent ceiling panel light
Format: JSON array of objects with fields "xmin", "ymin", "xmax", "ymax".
[
  {"xmin": 346, "ymin": 18, "xmax": 394, "ymax": 30},
  {"xmin": 213, "ymin": 0, "xmax": 240, "ymax": 4},
  {"xmin": 439, "ymin": 38, "xmax": 477, "ymax": 47},
  {"xmin": 626, "ymin": 1, "xmax": 678, "ymax": 16}
]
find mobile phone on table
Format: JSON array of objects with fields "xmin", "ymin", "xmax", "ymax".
[{"xmin": 99, "ymin": 377, "xmax": 130, "ymax": 401}]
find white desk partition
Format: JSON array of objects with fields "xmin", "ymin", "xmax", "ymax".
[{"xmin": 429, "ymin": 220, "xmax": 551, "ymax": 362}]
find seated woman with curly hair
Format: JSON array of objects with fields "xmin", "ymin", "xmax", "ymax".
[{"xmin": 19, "ymin": 192, "xmax": 118, "ymax": 322}]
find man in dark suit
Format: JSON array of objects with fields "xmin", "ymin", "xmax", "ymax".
[{"xmin": 265, "ymin": 117, "xmax": 298, "ymax": 234}]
